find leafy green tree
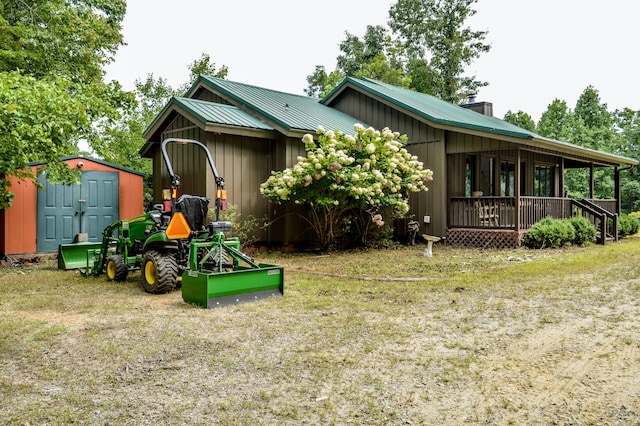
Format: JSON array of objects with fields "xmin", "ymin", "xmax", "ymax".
[
  {"xmin": 503, "ymin": 110, "xmax": 536, "ymax": 132},
  {"xmin": 178, "ymin": 53, "xmax": 229, "ymax": 92},
  {"xmin": 0, "ymin": 73, "xmax": 84, "ymax": 208},
  {"xmin": 0, "ymin": 0, "xmax": 126, "ymax": 84},
  {"xmin": 304, "ymin": 66, "xmax": 345, "ymax": 98},
  {"xmin": 537, "ymin": 88, "xmax": 637, "ymax": 202},
  {"xmin": 91, "ymin": 55, "xmax": 230, "ymax": 206},
  {"xmin": 0, "ymin": 0, "xmax": 128, "ymax": 208},
  {"xmin": 537, "ymin": 99, "xmax": 576, "ymax": 142},
  {"xmin": 575, "ymin": 85, "xmax": 611, "ymax": 130},
  {"xmin": 337, "ymin": 26, "xmax": 389, "ymax": 76},
  {"xmin": 615, "ymin": 108, "xmax": 640, "ymax": 159},
  {"xmin": 305, "ymin": 25, "xmax": 409, "ymax": 97},
  {"xmin": 260, "ymin": 124, "xmax": 433, "ymax": 249},
  {"xmin": 388, "ymin": 0, "xmax": 490, "ymax": 103}
]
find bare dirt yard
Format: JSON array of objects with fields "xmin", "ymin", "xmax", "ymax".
[{"xmin": 1, "ymin": 238, "xmax": 639, "ymax": 425}]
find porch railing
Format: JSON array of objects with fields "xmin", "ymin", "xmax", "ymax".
[{"xmin": 449, "ymin": 196, "xmax": 618, "ymax": 231}]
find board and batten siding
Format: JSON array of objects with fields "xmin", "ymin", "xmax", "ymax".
[
  {"xmin": 192, "ymin": 87, "xmax": 232, "ymax": 105},
  {"xmin": 329, "ymin": 88, "xmax": 448, "ymax": 237},
  {"xmin": 267, "ymin": 136, "xmax": 316, "ymax": 244},
  {"xmin": 154, "ymin": 115, "xmax": 275, "ymax": 241}
]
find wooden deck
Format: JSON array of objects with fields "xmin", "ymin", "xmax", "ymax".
[{"xmin": 448, "ymin": 197, "xmax": 618, "ymax": 248}]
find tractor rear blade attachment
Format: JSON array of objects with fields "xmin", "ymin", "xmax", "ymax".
[
  {"xmin": 181, "ymin": 264, "xmax": 284, "ymax": 308},
  {"xmin": 57, "ymin": 242, "xmax": 102, "ymax": 270}
]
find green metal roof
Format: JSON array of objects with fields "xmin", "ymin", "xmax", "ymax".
[
  {"xmin": 323, "ymin": 77, "xmax": 533, "ymax": 139},
  {"xmin": 145, "ymin": 96, "xmax": 275, "ymax": 136},
  {"xmin": 323, "ymin": 77, "xmax": 638, "ymax": 166},
  {"xmin": 195, "ymin": 76, "xmax": 362, "ymax": 134},
  {"xmin": 173, "ymin": 97, "xmax": 275, "ymax": 130}
]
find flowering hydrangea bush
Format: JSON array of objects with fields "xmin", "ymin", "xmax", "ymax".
[{"xmin": 260, "ymin": 123, "xmax": 433, "ymax": 248}]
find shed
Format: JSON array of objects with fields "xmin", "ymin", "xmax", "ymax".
[{"xmin": 0, "ymin": 155, "xmax": 144, "ymax": 255}]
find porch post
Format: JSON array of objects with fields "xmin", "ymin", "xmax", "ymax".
[
  {"xmin": 515, "ymin": 148, "xmax": 521, "ymax": 232},
  {"xmin": 559, "ymin": 158, "xmax": 565, "ymax": 197},
  {"xmin": 589, "ymin": 163, "xmax": 595, "ymax": 199},
  {"xmin": 614, "ymin": 166, "xmax": 621, "ymax": 215}
]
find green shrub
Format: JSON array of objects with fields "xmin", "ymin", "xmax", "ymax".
[
  {"xmin": 618, "ymin": 214, "xmax": 639, "ymax": 237},
  {"xmin": 569, "ymin": 216, "xmax": 596, "ymax": 246},
  {"xmin": 523, "ymin": 217, "xmax": 576, "ymax": 249},
  {"xmin": 206, "ymin": 204, "xmax": 265, "ymax": 249}
]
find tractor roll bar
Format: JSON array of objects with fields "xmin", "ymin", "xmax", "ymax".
[
  {"xmin": 160, "ymin": 138, "xmax": 226, "ymax": 221},
  {"xmin": 160, "ymin": 138, "xmax": 225, "ymax": 190}
]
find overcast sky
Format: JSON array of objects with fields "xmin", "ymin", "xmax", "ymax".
[{"xmin": 105, "ymin": 0, "xmax": 640, "ymax": 122}]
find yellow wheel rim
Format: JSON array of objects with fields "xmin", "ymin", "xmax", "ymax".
[
  {"xmin": 145, "ymin": 261, "xmax": 156, "ymax": 285},
  {"xmin": 106, "ymin": 260, "xmax": 116, "ymax": 279}
]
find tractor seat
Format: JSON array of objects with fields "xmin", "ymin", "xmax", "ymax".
[{"xmin": 175, "ymin": 194, "xmax": 210, "ymax": 231}]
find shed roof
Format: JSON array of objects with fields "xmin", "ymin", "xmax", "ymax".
[
  {"xmin": 28, "ymin": 154, "xmax": 145, "ymax": 176},
  {"xmin": 190, "ymin": 76, "xmax": 362, "ymax": 135},
  {"xmin": 323, "ymin": 77, "xmax": 638, "ymax": 167}
]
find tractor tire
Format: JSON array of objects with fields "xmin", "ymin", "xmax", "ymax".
[
  {"xmin": 141, "ymin": 250, "xmax": 179, "ymax": 294},
  {"xmin": 106, "ymin": 255, "xmax": 128, "ymax": 282}
]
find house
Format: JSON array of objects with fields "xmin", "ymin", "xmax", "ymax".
[
  {"xmin": 141, "ymin": 76, "xmax": 362, "ymax": 244},
  {"xmin": 0, "ymin": 156, "xmax": 144, "ymax": 255},
  {"xmin": 141, "ymin": 76, "xmax": 638, "ymax": 248},
  {"xmin": 323, "ymin": 77, "xmax": 638, "ymax": 246}
]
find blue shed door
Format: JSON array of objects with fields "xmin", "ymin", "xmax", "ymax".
[{"xmin": 37, "ymin": 171, "xmax": 119, "ymax": 252}]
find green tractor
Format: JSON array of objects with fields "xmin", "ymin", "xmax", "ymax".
[{"xmin": 58, "ymin": 138, "xmax": 283, "ymax": 307}]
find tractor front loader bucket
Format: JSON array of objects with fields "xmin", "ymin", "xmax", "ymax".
[
  {"xmin": 57, "ymin": 242, "xmax": 102, "ymax": 270},
  {"xmin": 181, "ymin": 264, "xmax": 284, "ymax": 308}
]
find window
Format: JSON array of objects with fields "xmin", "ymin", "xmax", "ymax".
[
  {"xmin": 500, "ymin": 160, "xmax": 515, "ymax": 196},
  {"xmin": 465, "ymin": 155, "xmax": 476, "ymax": 197},
  {"xmin": 481, "ymin": 156, "xmax": 494, "ymax": 196},
  {"xmin": 535, "ymin": 165, "xmax": 554, "ymax": 197}
]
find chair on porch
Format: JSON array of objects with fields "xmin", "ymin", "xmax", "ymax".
[{"xmin": 474, "ymin": 201, "xmax": 499, "ymax": 227}]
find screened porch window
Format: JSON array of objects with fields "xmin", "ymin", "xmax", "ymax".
[
  {"xmin": 465, "ymin": 155, "xmax": 476, "ymax": 197},
  {"xmin": 535, "ymin": 165, "xmax": 554, "ymax": 197},
  {"xmin": 500, "ymin": 160, "xmax": 515, "ymax": 196},
  {"xmin": 480, "ymin": 156, "xmax": 494, "ymax": 196}
]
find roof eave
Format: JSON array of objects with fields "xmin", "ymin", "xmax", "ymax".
[{"xmin": 531, "ymin": 137, "xmax": 638, "ymax": 167}]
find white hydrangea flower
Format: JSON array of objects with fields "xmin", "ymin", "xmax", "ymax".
[{"xmin": 302, "ymin": 133, "xmax": 314, "ymax": 145}]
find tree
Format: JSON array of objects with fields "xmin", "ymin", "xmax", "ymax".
[
  {"xmin": 260, "ymin": 124, "xmax": 433, "ymax": 249},
  {"xmin": 503, "ymin": 110, "xmax": 536, "ymax": 132},
  {"xmin": 178, "ymin": 53, "xmax": 229, "ymax": 93},
  {"xmin": 304, "ymin": 65, "xmax": 345, "ymax": 98},
  {"xmin": 0, "ymin": 0, "xmax": 126, "ymax": 84},
  {"xmin": 305, "ymin": 26, "xmax": 409, "ymax": 97},
  {"xmin": 0, "ymin": 73, "xmax": 84, "ymax": 208},
  {"xmin": 537, "ymin": 99, "xmax": 576, "ymax": 142},
  {"xmin": 615, "ymin": 108, "xmax": 640, "ymax": 159},
  {"xmin": 0, "ymin": 0, "xmax": 128, "ymax": 208},
  {"xmin": 388, "ymin": 0, "xmax": 490, "ymax": 103},
  {"xmin": 90, "ymin": 55, "xmax": 231, "ymax": 206}
]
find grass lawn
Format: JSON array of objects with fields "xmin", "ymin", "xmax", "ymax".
[{"xmin": 1, "ymin": 238, "xmax": 639, "ymax": 425}]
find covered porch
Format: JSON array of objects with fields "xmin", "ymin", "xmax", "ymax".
[{"xmin": 448, "ymin": 196, "xmax": 617, "ymax": 247}]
